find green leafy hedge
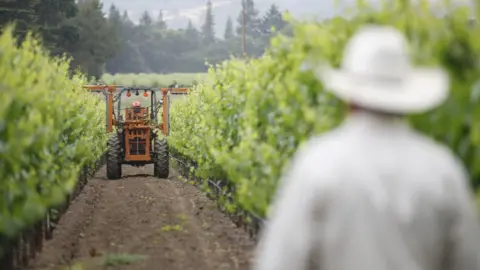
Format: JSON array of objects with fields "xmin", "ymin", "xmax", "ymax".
[
  {"xmin": 170, "ymin": 0, "xmax": 480, "ymax": 218},
  {"xmin": 0, "ymin": 28, "xmax": 108, "ymax": 241}
]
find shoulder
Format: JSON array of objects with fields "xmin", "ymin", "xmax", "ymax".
[
  {"xmin": 409, "ymin": 130, "xmax": 467, "ymax": 178},
  {"xmin": 293, "ymin": 129, "xmax": 346, "ymax": 162},
  {"xmin": 286, "ymin": 129, "xmax": 352, "ymax": 186},
  {"xmin": 407, "ymin": 130, "xmax": 471, "ymax": 211},
  {"xmin": 269, "ymin": 130, "xmax": 349, "ymax": 215}
]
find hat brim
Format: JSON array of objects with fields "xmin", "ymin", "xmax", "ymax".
[{"xmin": 315, "ymin": 66, "xmax": 449, "ymax": 114}]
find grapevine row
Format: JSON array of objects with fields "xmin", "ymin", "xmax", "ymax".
[
  {"xmin": 0, "ymin": 26, "xmax": 108, "ymax": 262},
  {"xmin": 168, "ymin": 1, "xmax": 480, "ymax": 222}
]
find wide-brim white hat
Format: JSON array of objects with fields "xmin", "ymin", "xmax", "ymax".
[{"xmin": 314, "ymin": 25, "xmax": 449, "ymax": 114}]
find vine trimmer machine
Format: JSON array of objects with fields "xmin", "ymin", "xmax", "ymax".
[{"xmin": 84, "ymin": 85, "xmax": 189, "ymax": 179}]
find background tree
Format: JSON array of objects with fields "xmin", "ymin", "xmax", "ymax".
[
  {"xmin": 201, "ymin": 0, "xmax": 215, "ymax": 45},
  {"xmin": 260, "ymin": 4, "xmax": 286, "ymax": 35},
  {"xmin": 0, "ymin": 0, "xmax": 39, "ymax": 42},
  {"xmin": 236, "ymin": 0, "xmax": 260, "ymax": 38},
  {"xmin": 156, "ymin": 10, "xmax": 167, "ymax": 29},
  {"xmin": 105, "ymin": 4, "xmax": 124, "ymax": 74},
  {"xmin": 34, "ymin": 0, "xmax": 78, "ymax": 55},
  {"xmin": 108, "ymin": 11, "xmax": 145, "ymax": 73},
  {"xmin": 69, "ymin": 0, "xmax": 117, "ymax": 78},
  {"xmin": 186, "ymin": 20, "xmax": 200, "ymax": 48},
  {"xmin": 224, "ymin": 16, "xmax": 234, "ymax": 40},
  {"xmin": 139, "ymin": 11, "xmax": 153, "ymax": 27},
  {"xmin": 0, "ymin": 0, "xmax": 291, "ymax": 75}
]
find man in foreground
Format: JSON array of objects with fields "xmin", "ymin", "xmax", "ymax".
[{"xmin": 252, "ymin": 25, "xmax": 480, "ymax": 270}]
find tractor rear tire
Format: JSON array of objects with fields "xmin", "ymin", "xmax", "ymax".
[
  {"xmin": 107, "ymin": 134, "xmax": 122, "ymax": 180},
  {"xmin": 153, "ymin": 138, "xmax": 169, "ymax": 178}
]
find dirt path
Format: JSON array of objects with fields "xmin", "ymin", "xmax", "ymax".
[{"xmin": 31, "ymin": 165, "xmax": 255, "ymax": 270}]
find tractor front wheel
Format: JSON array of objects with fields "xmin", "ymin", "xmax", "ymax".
[
  {"xmin": 153, "ymin": 138, "xmax": 169, "ymax": 178},
  {"xmin": 106, "ymin": 134, "xmax": 122, "ymax": 179}
]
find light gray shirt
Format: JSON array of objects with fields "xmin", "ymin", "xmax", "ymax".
[{"xmin": 252, "ymin": 111, "xmax": 480, "ymax": 270}]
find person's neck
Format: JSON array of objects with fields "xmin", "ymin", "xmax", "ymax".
[{"xmin": 346, "ymin": 104, "xmax": 406, "ymax": 128}]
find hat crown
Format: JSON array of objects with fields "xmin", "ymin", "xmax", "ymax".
[
  {"xmin": 341, "ymin": 26, "xmax": 411, "ymax": 80},
  {"xmin": 315, "ymin": 25, "xmax": 448, "ymax": 114}
]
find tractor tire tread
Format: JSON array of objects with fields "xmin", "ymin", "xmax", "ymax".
[
  {"xmin": 106, "ymin": 134, "xmax": 122, "ymax": 179},
  {"xmin": 153, "ymin": 138, "xmax": 169, "ymax": 178}
]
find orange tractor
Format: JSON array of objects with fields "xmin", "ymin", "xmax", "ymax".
[{"xmin": 84, "ymin": 85, "xmax": 188, "ymax": 179}]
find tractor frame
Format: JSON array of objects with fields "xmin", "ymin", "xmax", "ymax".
[{"xmin": 84, "ymin": 85, "xmax": 188, "ymax": 179}]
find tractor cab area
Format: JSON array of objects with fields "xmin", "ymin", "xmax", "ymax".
[
  {"xmin": 116, "ymin": 88, "xmax": 158, "ymax": 165},
  {"xmin": 125, "ymin": 106, "xmax": 149, "ymax": 121},
  {"xmin": 122, "ymin": 106, "xmax": 151, "ymax": 162}
]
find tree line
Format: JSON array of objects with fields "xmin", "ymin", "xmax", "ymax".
[{"xmin": 0, "ymin": 0, "xmax": 290, "ymax": 79}]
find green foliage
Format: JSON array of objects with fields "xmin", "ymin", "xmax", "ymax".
[
  {"xmin": 0, "ymin": 27, "xmax": 107, "ymax": 245},
  {"xmin": 170, "ymin": 1, "xmax": 480, "ymax": 217}
]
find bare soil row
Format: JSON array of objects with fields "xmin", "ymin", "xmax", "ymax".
[{"xmin": 30, "ymin": 165, "xmax": 254, "ymax": 270}]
